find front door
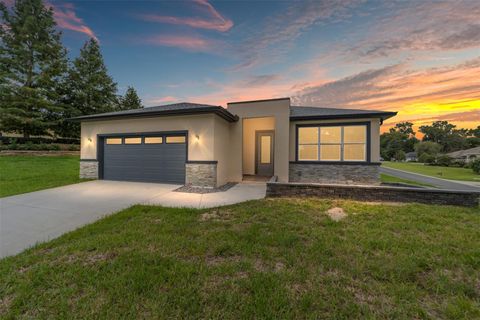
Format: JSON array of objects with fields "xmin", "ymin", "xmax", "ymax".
[{"xmin": 255, "ymin": 130, "xmax": 274, "ymax": 177}]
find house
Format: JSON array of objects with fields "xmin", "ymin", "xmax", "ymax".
[
  {"xmin": 405, "ymin": 151, "xmax": 417, "ymax": 162},
  {"xmin": 73, "ymin": 98, "xmax": 396, "ymax": 187},
  {"xmin": 446, "ymin": 146, "xmax": 480, "ymax": 163}
]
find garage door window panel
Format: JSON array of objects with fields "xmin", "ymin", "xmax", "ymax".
[
  {"xmin": 124, "ymin": 137, "xmax": 142, "ymax": 144},
  {"xmin": 166, "ymin": 136, "xmax": 186, "ymax": 144},
  {"xmin": 145, "ymin": 137, "xmax": 163, "ymax": 144},
  {"xmin": 106, "ymin": 138, "xmax": 122, "ymax": 145}
]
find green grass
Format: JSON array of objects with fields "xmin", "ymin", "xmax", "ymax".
[
  {"xmin": 1, "ymin": 199, "xmax": 479, "ymax": 319},
  {"xmin": 380, "ymin": 173, "xmax": 435, "ymax": 188},
  {"xmin": 0, "ymin": 155, "xmax": 86, "ymax": 197},
  {"xmin": 382, "ymin": 161, "xmax": 480, "ymax": 182}
]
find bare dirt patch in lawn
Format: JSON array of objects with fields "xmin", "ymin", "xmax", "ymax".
[
  {"xmin": 0, "ymin": 294, "xmax": 14, "ymax": 316},
  {"xmin": 200, "ymin": 208, "xmax": 234, "ymax": 222},
  {"xmin": 205, "ymin": 255, "xmax": 243, "ymax": 266},
  {"xmin": 327, "ymin": 207, "xmax": 347, "ymax": 221}
]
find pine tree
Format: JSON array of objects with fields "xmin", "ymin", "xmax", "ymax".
[
  {"xmin": 120, "ymin": 86, "xmax": 142, "ymax": 110},
  {"xmin": 0, "ymin": 0, "xmax": 67, "ymax": 138},
  {"xmin": 58, "ymin": 38, "xmax": 118, "ymax": 137}
]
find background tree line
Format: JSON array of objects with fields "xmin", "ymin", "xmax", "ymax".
[
  {"xmin": 381, "ymin": 121, "xmax": 480, "ymax": 162},
  {"xmin": 0, "ymin": 0, "xmax": 143, "ymax": 139}
]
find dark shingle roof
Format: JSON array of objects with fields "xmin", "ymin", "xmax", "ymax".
[
  {"xmin": 290, "ymin": 106, "xmax": 397, "ymax": 121},
  {"xmin": 70, "ymin": 102, "xmax": 238, "ymax": 122}
]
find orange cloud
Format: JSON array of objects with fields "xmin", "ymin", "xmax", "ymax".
[
  {"xmin": 51, "ymin": 2, "xmax": 96, "ymax": 40},
  {"xmin": 3, "ymin": 1, "xmax": 95, "ymax": 39},
  {"xmin": 138, "ymin": 0, "xmax": 233, "ymax": 32}
]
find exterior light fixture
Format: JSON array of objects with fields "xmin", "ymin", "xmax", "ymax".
[
  {"xmin": 88, "ymin": 138, "xmax": 92, "ymax": 142},
  {"xmin": 195, "ymin": 134, "xmax": 200, "ymax": 141}
]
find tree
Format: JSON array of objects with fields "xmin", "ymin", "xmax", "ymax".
[
  {"xmin": 120, "ymin": 86, "xmax": 142, "ymax": 110},
  {"xmin": 419, "ymin": 121, "xmax": 467, "ymax": 152},
  {"xmin": 415, "ymin": 141, "xmax": 441, "ymax": 157},
  {"xmin": 393, "ymin": 150, "xmax": 406, "ymax": 161},
  {"xmin": 418, "ymin": 153, "xmax": 435, "ymax": 164},
  {"xmin": 389, "ymin": 122, "xmax": 415, "ymax": 137},
  {"xmin": 57, "ymin": 38, "xmax": 118, "ymax": 138},
  {"xmin": 471, "ymin": 159, "xmax": 480, "ymax": 174},
  {"xmin": 470, "ymin": 126, "xmax": 480, "ymax": 138},
  {"xmin": 0, "ymin": 0, "xmax": 67, "ymax": 138},
  {"xmin": 380, "ymin": 122, "xmax": 418, "ymax": 160}
]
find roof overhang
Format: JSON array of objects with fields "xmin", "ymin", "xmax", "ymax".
[
  {"xmin": 290, "ymin": 111, "xmax": 397, "ymax": 122},
  {"xmin": 69, "ymin": 106, "xmax": 239, "ymax": 123}
]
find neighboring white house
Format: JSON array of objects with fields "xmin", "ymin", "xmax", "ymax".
[
  {"xmin": 405, "ymin": 151, "xmax": 417, "ymax": 162},
  {"xmin": 446, "ymin": 146, "xmax": 480, "ymax": 163}
]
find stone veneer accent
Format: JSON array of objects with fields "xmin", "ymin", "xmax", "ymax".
[
  {"xmin": 289, "ymin": 162, "xmax": 380, "ymax": 185},
  {"xmin": 266, "ymin": 182, "xmax": 480, "ymax": 207},
  {"xmin": 185, "ymin": 162, "xmax": 217, "ymax": 188},
  {"xmin": 79, "ymin": 160, "xmax": 98, "ymax": 179}
]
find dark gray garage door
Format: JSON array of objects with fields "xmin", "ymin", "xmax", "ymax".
[{"xmin": 102, "ymin": 134, "xmax": 186, "ymax": 184}]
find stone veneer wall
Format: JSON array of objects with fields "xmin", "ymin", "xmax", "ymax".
[
  {"xmin": 266, "ymin": 182, "xmax": 480, "ymax": 207},
  {"xmin": 289, "ymin": 163, "xmax": 380, "ymax": 185},
  {"xmin": 80, "ymin": 160, "xmax": 98, "ymax": 179},
  {"xmin": 186, "ymin": 162, "xmax": 217, "ymax": 188}
]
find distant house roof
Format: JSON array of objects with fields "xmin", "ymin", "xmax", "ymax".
[
  {"xmin": 290, "ymin": 106, "xmax": 397, "ymax": 121},
  {"xmin": 446, "ymin": 146, "xmax": 480, "ymax": 158},
  {"xmin": 70, "ymin": 102, "xmax": 239, "ymax": 122},
  {"xmin": 405, "ymin": 152, "xmax": 417, "ymax": 158}
]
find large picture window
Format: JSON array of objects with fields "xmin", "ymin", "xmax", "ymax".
[{"xmin": 297, "ymin": 124, "xmax": 367, "ymax": 162}]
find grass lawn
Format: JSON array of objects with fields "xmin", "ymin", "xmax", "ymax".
[
  {"xmin": 382, "ymin": 161, "xmax": 480, "ymax": 182},
  {"xmin": 1, "ymin": 199, "xmax": 479, "ymax": 319},
  {"xmin": 0, "ymin": 155, "xmax": 85, "ymax": 198},
  {"xmin": 380, "ymin": 173, "xmax": 435, "ymax": 188}
]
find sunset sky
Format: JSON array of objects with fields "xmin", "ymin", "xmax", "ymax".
[{"xmin": 17, "ymin": 0, "xmax": 480, "ymax": 131}]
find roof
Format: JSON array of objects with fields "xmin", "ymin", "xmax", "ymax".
[
  {"xmin": 405, "ymin": 152, "xmax": 417, "ymax": 157},
  {"xmin": 290, "ymin": 106, "xmax": 397, "ymax": 121},
  {"xmin": 227, "ymin": 97, "xmax": 290, "ymax": 105},
  {"xmin": 446, "ymin": 146, "xmax": 480, "ymax": 158},
  {"xmin": 71, "ymin": 100, "xmax": 397, "ymax": 123},
  {"xmin": 70, "ymin": 102, "xmax": 239, "ymax": 122}
]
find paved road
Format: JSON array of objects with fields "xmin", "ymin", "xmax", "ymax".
[
  {"xmin": 0, "ymin": 180, "xmax": 266, "ymax": 259},
  {"xmin": 380, "ymin": 167, "xmax": 480, "ymax": 191}
]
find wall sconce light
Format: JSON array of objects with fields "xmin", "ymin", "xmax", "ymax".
[
  {"xmin": 88, "ymin": 138, "xmax": 92, "ymax": 142},
  {"xmin": 195, "ymin": 134, "xmax": 200, "ymax": 141}
]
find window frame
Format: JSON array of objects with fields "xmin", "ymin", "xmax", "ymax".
[{"xmin": 296, "ymin": 122, "xmax": 371, "ymax": 163}]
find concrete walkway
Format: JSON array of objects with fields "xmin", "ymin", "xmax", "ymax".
[
  {"xmin": 380, "ymin": 167, "xmax": 480, "ymax": 191},
  {"xmin": 0, "ymin": 180, "xmax": 266, "ymax": 258}
]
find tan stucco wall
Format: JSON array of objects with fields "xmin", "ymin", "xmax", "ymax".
[
  {"xmin": 213, "ymin": 115, "xmax": 232, "ymax": 186},
  {"xmin": 80, "ymin": 114, "xmax": 216, "ymax": 161},
  {"xmin": 242, "ymin": 117, "xmax": 275, "ymax": 175},
  {"xmin": 289, "ymin": 118, "xmax": 381, "ymax": 162},
  {"xmin": 227, "ymin": 99, "xmax": 290, "ymax": 182}
]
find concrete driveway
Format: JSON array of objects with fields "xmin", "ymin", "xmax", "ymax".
[{"xmin": 0, "ymin": 180, "xmax": 266, "ymax": 258}]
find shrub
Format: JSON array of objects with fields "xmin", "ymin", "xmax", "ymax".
[
  {"xmin": 0, "ymin": 136, "xmax": 80, "ymax": 145},
  {"xmin": 393, "ymin": 150, "xmax": 406, "ymax": 161},
  {"xmin": 472, "ymin": 159, "xmax": 480, "ymax": 174},
  {"xmin": 418, "ymin": 153, "xmax": 435, "ymax": 164},
  {"xmin": 451, "ymin": 160, "xmax": 466, "ymax": 168},
  {"xmin": 436, "ymin": 155, "xmax": 453, "ymax": 167},
  {"xmin": 415, "ymin": 141, "xmax": 442, "ymax": 157},
  {"xmin": 49, "ymin": 144, "xmax": 61, "ymax": 151},
  {"xmin": 68, "ymin": 144, "xmax": 80, "ymax": 151}
]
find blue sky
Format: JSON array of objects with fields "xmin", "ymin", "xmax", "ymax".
[{"xmin": 10, "ymin": 0, "xmax": 480, "ymax": 130}]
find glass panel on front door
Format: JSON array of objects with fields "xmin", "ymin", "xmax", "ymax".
[{"xmin": 260, "ymin": 136, "xmax": 271, "ymax": 164}]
